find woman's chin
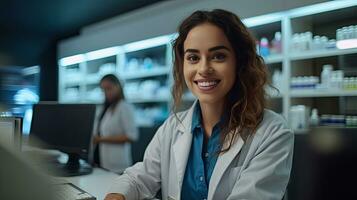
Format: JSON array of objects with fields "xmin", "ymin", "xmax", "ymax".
[{"xmin": 196, "ymin": 94, "xmax": 225, "ymax": 105}]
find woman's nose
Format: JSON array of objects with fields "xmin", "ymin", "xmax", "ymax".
[{"xmin": 198, "ymin": 58, "xmax": 213, "ymax": 76}]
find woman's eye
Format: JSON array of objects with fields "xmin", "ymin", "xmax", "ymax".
[
  {"xmin": 212, "ymin": 53, "xmax": 226, "ymax": 61},
  {"xmin": 186, "ymin": 54, "xmax": 199, "ymax": 63}
]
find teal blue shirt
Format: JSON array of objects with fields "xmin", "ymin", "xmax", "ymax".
[{"xmin": 181, "ymin": 103, "xmax": 221, "ymax": 200}]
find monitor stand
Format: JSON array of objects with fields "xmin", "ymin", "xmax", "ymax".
[{"xmin": 53, "ymin": 153, "xmax": 93, "ymax": 177}]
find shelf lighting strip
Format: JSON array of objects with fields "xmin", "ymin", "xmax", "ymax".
[
  {"xmin": 86, "ymin": 47, "xmax": 120, "ymax": 61},
  {"xmin": 59, "ymin": 54, "xmax": 85, "ymax": 66},
  {"xmin": 287, "ymin": 0, "xmax": 357, "ymax": 18},
  {"xmin": 122, "ymin": 34, "xmax": 174, "ymax": 53},
  {"xmin": 243, "ymin": 12, "xmax": 284, "ymax": 27}
]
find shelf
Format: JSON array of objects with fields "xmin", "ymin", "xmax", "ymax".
[
  {"xmin": 85, "ymin": 74, "xmax": 102, "ymax": 85},
  {"xmin": 0, "ymin": 85, "xmax": 38, "ymax": 91},
  {"xmin": 290, "ymin": 88, "xmax": 357, "ymax": 98},
  {"xmin": 127, "ymin": 97, "xmax": 169, "ymax": 103},
  {"xmin": 123, "ymin": 35, "xmax": 172, "ymax": 53},
  {"xmin": 63, "ymin": 82, "xmax": 81, "ymax": 88},
  {"xmin": 120, "ymin": 67, "xmax": 170, "ymax": 80},
  {"xmin": 289, "ymin": 48, "xmax": 357, "ymax": 61},
  {"xmin": 62, "ymin": 74, "xmax": 83, "ymax": 86},
  {"xmin": 243, "ymin": 12, "xmax": 283, "ymax": 28},
  {"xmin": 264, "ymin": 54, "xmax": 283, "ymax": 64}
]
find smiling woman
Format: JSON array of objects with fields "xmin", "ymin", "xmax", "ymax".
[
  {"xmin": 182, "ymin": 23, "xmax": 237, "ymax": 138},
  {"xmin": 105, "ymin": 9, "xmax": 294, "ymax": 200},
  {"xmin": 183, "ymin": 24, "xmax": 236, "ymax": 104}
]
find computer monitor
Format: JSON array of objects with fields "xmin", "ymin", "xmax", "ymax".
[
  {"xmin": 288, "ymin": 127, "xmax": 357, "ymax": 200},
  {"xmin": 29, "ymin": 103, "xmax": 96, "ymax": 177},
  {"xmin": 0, "ymin": 116, "xmax": 22, "ymax": 149}
]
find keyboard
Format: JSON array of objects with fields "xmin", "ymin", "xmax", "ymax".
[{"xmin": 53, "ymin": 183, "xmax": 96, "ymax": 200}]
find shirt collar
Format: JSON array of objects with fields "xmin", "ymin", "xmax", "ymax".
[
  {"xmin": 191, "ymin": 102, "xmax": 202, "ymax": 132},
  {"xmin": 191, "ymin": 102, "xmax": 227, "ymax": 134}
]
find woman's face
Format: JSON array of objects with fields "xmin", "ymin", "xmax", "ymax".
[
  {"xmin": 183, "ymin": 23, "xmax": 236, "ymax": 105},
  {"xmin": 100, "ymin": 80, "xmax": 120, "ymax": 103}
]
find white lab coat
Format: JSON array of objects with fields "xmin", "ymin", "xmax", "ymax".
[
  {"xmin": 108, "ymin": 101, "xmax": 294, "ymax": 200},
  {"xmin": 92, "ymin": 100, "xmax": 139, "ymax": 173}
]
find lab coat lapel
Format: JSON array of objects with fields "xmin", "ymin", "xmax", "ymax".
[
  {"xmin": 208, "ymin": 131, "xmax": 245, "ymax": 200},
  {"xmin": 172, "ymin": 130, "xmax": 192, "ymax": 190},
  {"xmin": 173, "ymin": 101, "xmax": 197, "ymax": 196}
]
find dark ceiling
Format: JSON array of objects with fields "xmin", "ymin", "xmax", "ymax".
[{"xmin": 0, "ymin": 0, "xmax": 164, "ymax": 66}]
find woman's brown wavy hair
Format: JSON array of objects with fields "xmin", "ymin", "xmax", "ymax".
[{"xmin": 172, "ymin": 9, "xmax": 268, "ymax": 153}]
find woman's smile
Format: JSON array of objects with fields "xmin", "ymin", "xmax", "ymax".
[{"xmin": 194, "ymin": 79, "xmax": 221, "ymax": 92}]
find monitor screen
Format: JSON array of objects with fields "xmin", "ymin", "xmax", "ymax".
[
  {"xmin": 29, "ymin": 103, "xmax": 96, "ymax": 156},
  {"xmin": 289, "ymin": 127, "xmax": 357, "ymax": 200}
]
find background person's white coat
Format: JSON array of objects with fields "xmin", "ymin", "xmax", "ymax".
[{"xmin": 93, "ymin": 100, "xmax": 139, "ymax": 173}]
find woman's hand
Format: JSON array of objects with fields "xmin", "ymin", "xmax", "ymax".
[
  {"xmin": 104, "ymin": 193, "xmax": 126, "ymax": 200},
  {"xmin": 93, "ymin": 135, "xmax": 101, "ymax": 145}
]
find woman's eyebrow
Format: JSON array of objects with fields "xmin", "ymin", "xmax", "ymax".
[
  {"xmin": 184, "ymin": 45, "xmax": 231, "ymax": 54},
  {"xmin": 208, "ymin": 45, "xmax": 230, "ymax": 52},
  {"xmin": 184, "ymin": 49, "xmax": 199, "ymax": 54}
]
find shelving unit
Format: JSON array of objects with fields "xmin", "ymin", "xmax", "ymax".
[
  {"xmin": 290, "ymin": 48, "xmax": 357, "ymax": 60},
  {"xmin": 264, "ymin": 54, "xmax": 284, "ymax": 64},
  {"xmin": 120, "ymin": 67, "xmax": 170, "ymax": 80},
  {"xmin": 291, "ymin": 89, "xmax": 357, "ymax": 98},
  {"xmin": 287, "ymin": 1, "xmax": 357, "ymax": 127},
  {"xmin": 58, "ymin": 1, "xmax": 357, "ymax": 128},
  {"xmin": 58, "ymin": 36, "xmax": 174, "ymax": 126}
]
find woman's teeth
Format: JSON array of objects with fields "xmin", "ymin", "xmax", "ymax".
[
  {"xmin": 195, "ymin": 80, "xmax": 220, "ymax": 91},
  {"xmin": 197, "ymin": 81, "xmax": 218, "ymax": 87}
]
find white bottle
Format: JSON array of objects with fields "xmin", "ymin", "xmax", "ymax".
[
  {"xmin": 312, "ymin": 35, "xmax": 321, "ymax": 50},
  {"xmin": 321, "ymin": 36, "xmax": 328, "ymax": 49},
  {"xmin": 342, "ymin": 27, "xmax": 348, "ymax": 40},
  {"xmin": 272, "ymin": 70, "xmax": 282, "ymax": 89},
  {"xmin": 321, "ymin": 64, "xmax": 333, "ymax": 89},
  {"xmin": 291, "ymin": 33, "xmax": 298, "ymax": 52},
  {"xmin": 336, "ymin": 28, "xmax": 342, "ymax": 41},
  {"xmin": 305, "ymin": 32, "xmax": 313, "ymax": 50},
  {"xmin": 310, "ymin": 108, "xmax": 319, "ymax": 126},
  {"xmin": 271, "ymin": 32, "xmax": 282, "ymax": 54}
]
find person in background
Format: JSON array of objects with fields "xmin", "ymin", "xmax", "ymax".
[
  {"xmin": 105, "ymin": 9, "xmax": 294, "ymax": 200},
  {"xmin": 92, "ymin": 74, "xmax": 138, "ymax": 174}
]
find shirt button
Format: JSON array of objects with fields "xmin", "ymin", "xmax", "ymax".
[
  {"xmin": 204, "ymin": 153, "xmax": 209, "ymax": 158},
  {"xmin": 199, "ymin": 176, "xmax": 204, "ymax": 181}
]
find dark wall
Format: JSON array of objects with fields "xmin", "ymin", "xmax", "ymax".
[{"xmin": 38, "ymin": 41, "xmax": 58, "ymax": 101}]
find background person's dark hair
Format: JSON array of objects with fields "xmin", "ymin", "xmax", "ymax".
[
  {"xmin": 99, "ymin": 73, "xmax": 125, "ymax": 122},
  {"xmin": 172, "ymin": 9, "xmax": 269, "ymax": 153}
]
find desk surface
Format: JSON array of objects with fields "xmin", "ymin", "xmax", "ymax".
[
  {"xmin": 55, "ymin": 168, "xmax": 119, "ymax": 200},
  {"xmin": 21, "ymin": 146, "xmax": 120, "ymax": 200}
]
